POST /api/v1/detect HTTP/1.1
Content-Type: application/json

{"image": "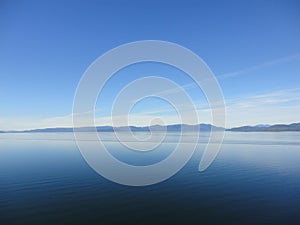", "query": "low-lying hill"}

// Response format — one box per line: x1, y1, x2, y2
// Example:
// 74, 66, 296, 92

0, 124, 224, 133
